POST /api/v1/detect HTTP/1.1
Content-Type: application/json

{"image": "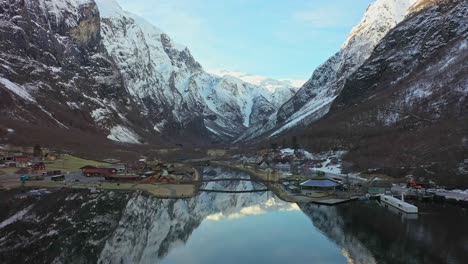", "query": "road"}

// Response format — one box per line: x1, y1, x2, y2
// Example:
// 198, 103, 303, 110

0, 171, 103, 183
